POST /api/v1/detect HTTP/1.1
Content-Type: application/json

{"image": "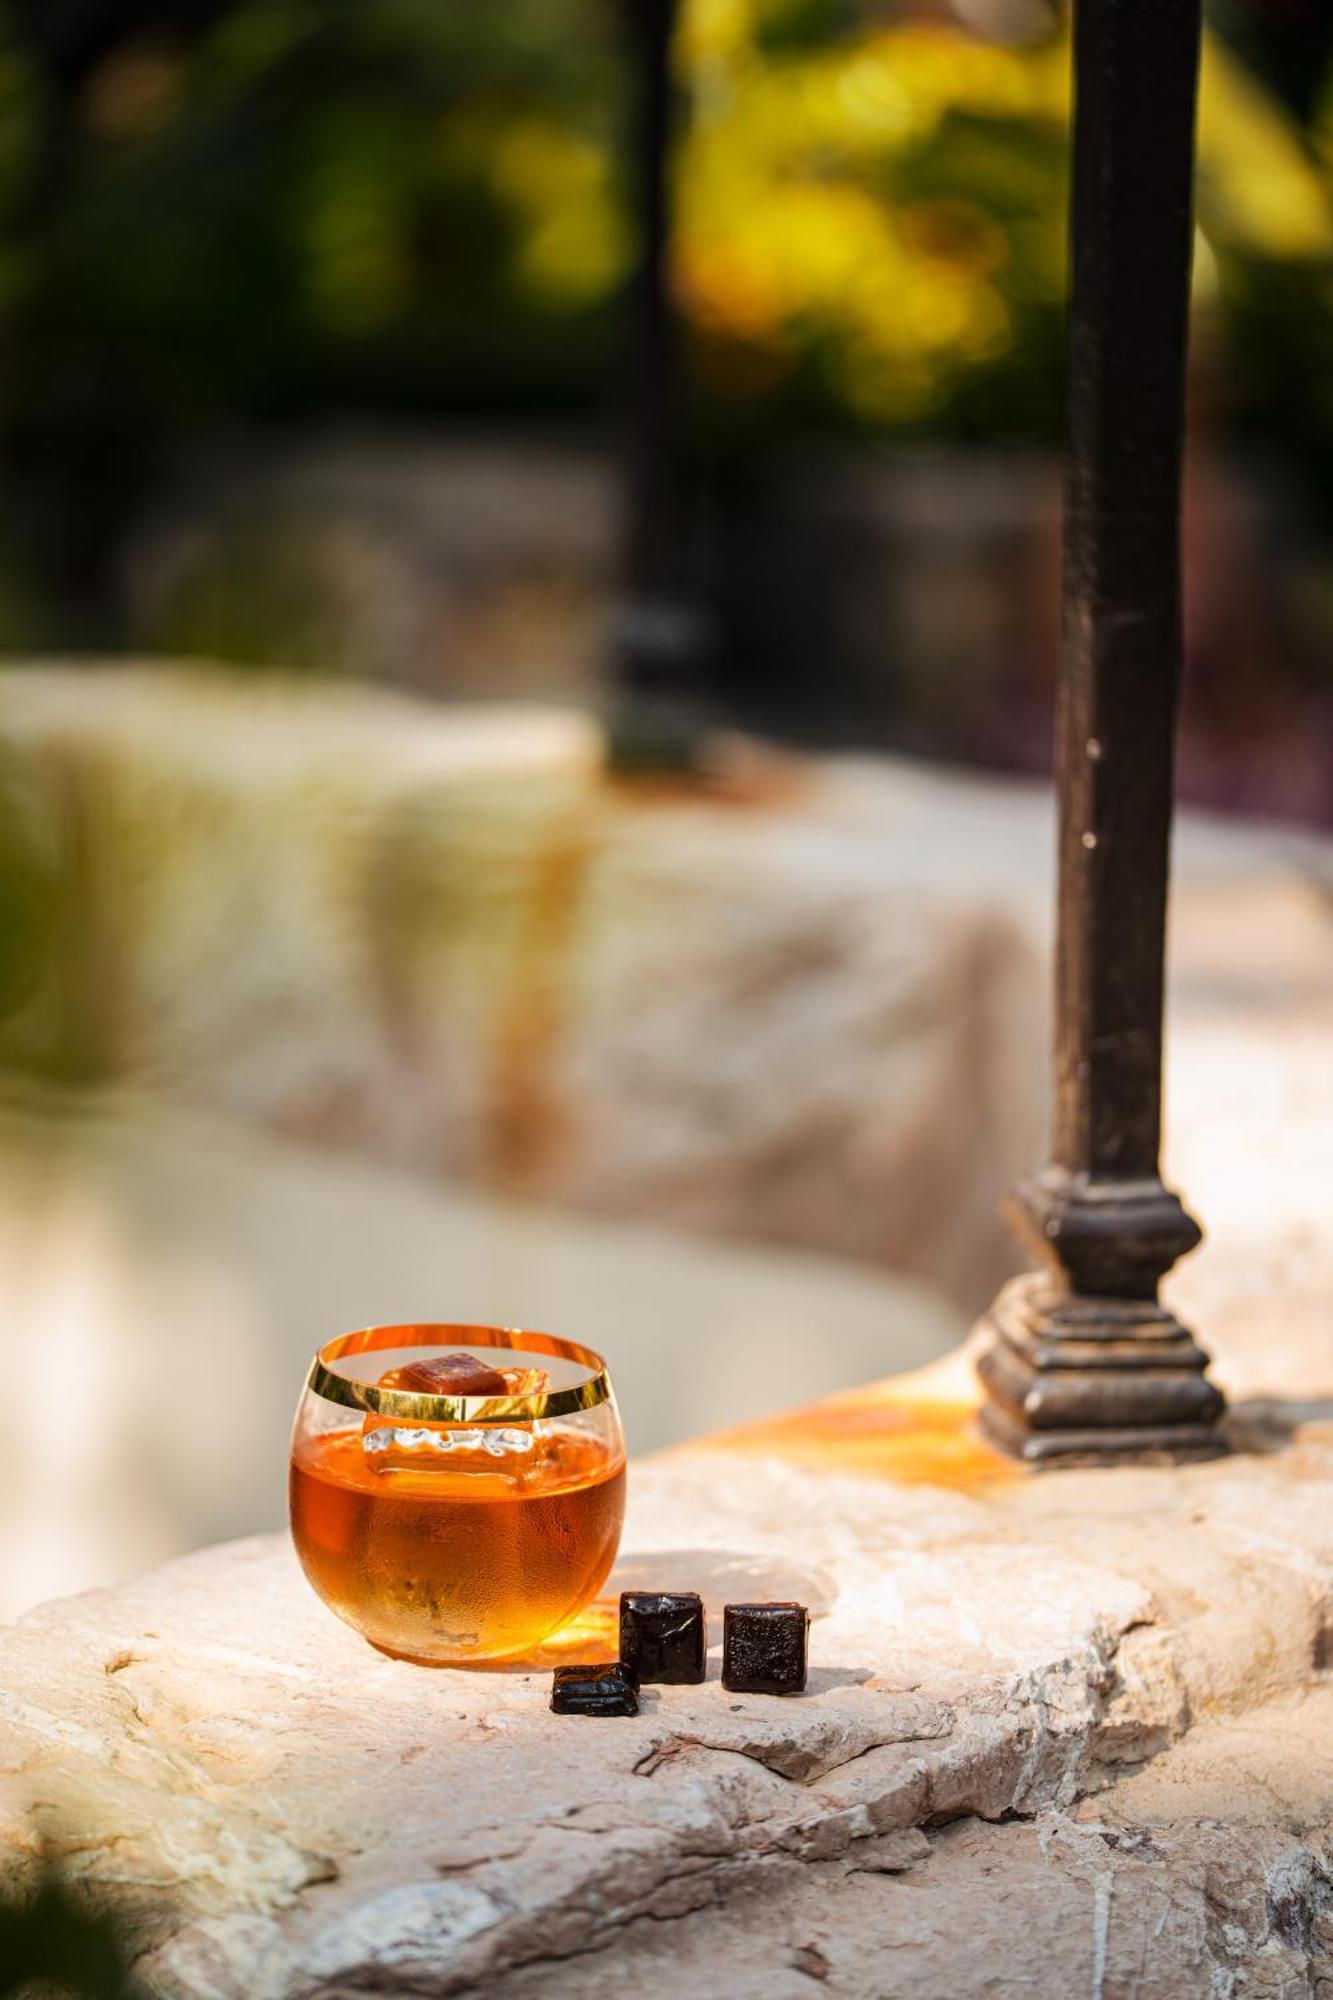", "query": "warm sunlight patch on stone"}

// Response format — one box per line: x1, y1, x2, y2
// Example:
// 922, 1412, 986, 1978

696, 1349, 1013, 1492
